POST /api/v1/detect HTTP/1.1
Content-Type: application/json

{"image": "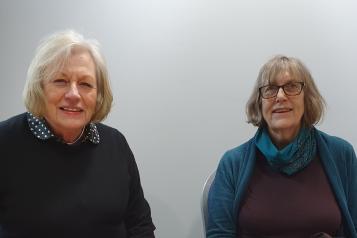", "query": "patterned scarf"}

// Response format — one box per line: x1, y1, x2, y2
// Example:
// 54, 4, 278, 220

255, 126, 317, 175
